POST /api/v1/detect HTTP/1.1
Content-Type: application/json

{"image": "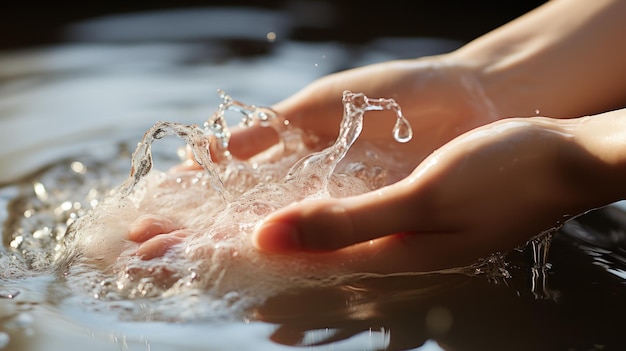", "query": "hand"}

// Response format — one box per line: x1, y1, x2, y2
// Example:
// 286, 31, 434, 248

253, 116, 621, 271
226, 55, 500, 164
